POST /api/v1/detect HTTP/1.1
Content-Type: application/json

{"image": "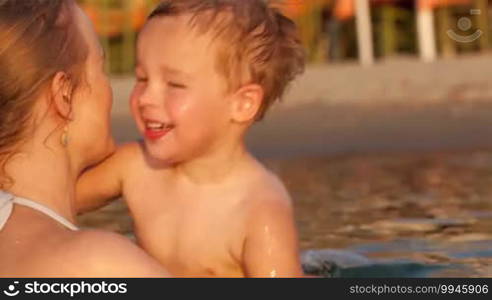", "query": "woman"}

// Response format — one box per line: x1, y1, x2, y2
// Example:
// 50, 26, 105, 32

0, 0, 168, 277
